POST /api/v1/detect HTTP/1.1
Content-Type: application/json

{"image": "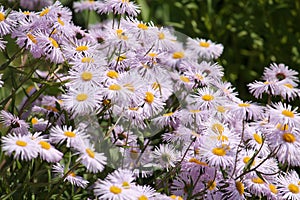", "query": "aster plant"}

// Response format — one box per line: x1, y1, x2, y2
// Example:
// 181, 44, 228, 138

0, 0, 300, 200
